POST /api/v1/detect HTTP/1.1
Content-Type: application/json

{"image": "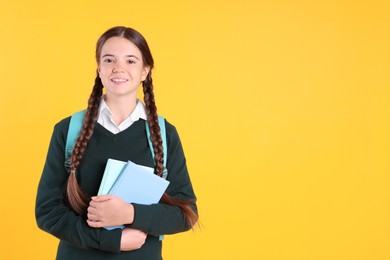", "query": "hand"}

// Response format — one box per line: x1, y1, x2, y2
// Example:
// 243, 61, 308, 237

87, 195, 134, 228
120, 228, 148, 251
